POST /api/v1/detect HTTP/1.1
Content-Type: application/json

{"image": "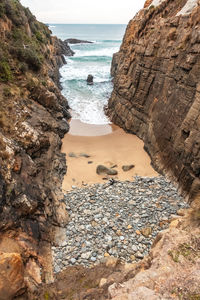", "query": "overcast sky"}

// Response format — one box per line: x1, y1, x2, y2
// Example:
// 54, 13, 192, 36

20, 0, 145, 24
